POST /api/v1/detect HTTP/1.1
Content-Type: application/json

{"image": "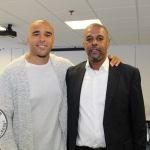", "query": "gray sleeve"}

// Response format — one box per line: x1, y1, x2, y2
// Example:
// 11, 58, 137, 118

0, 73, 18, 150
